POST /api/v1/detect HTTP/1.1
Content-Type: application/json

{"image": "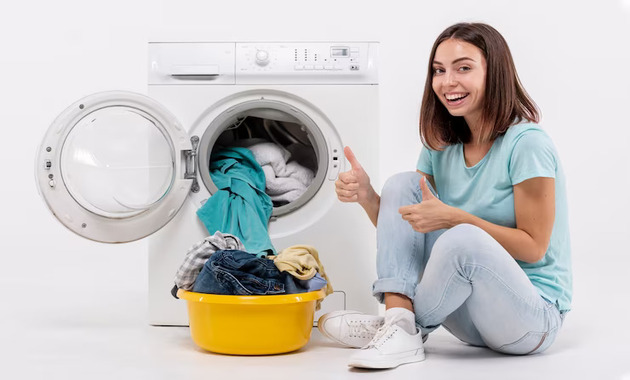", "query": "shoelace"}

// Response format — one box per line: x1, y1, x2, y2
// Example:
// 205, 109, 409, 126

362, 315, 406, 349
348, 320, 381, 338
